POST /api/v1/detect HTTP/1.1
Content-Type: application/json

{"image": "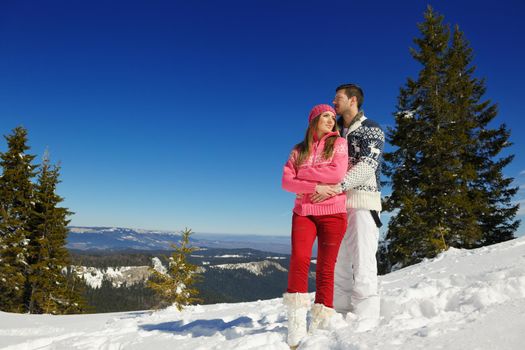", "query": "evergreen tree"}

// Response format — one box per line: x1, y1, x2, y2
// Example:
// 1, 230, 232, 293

383, 7, 453, 267
0, 126, 37, 312
147, 228, 202, 310
26, 152, 86, 314
446, 28, 520, 246
383, 6, 519, 269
